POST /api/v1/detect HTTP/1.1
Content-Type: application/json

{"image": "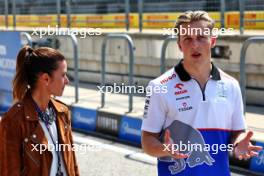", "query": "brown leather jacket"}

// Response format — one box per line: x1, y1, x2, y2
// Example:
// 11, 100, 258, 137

0, 94, 79, 176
